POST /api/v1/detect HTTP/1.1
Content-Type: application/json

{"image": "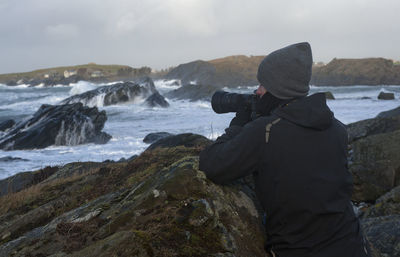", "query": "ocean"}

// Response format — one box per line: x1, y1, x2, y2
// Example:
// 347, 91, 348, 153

0, 81, 400, 179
